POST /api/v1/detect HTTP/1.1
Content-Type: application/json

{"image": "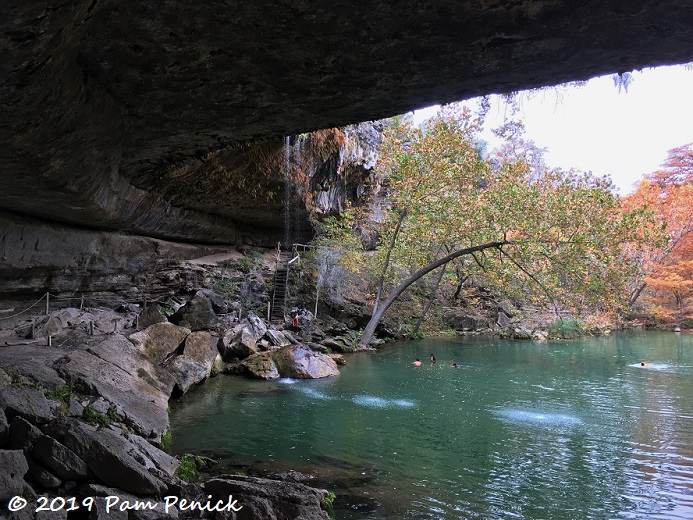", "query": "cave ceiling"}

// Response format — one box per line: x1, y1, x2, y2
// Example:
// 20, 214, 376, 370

1, 0, 692, 243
